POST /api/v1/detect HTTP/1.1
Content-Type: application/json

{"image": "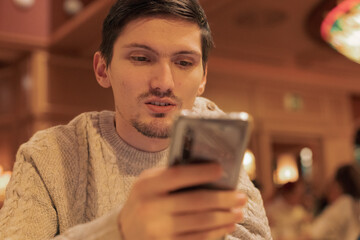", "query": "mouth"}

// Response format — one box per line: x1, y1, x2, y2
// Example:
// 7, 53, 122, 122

145, 99, 177, 113
147, 101, 174, 106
